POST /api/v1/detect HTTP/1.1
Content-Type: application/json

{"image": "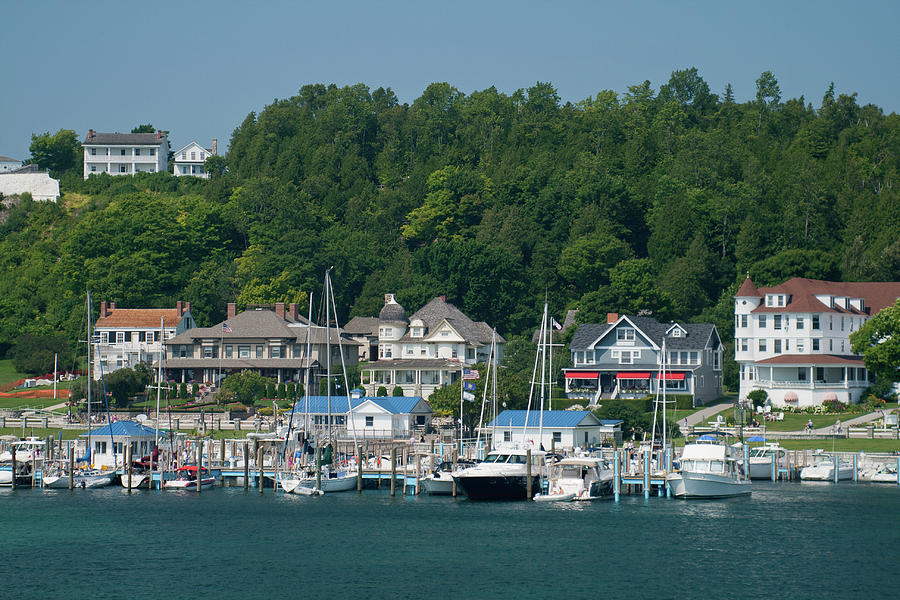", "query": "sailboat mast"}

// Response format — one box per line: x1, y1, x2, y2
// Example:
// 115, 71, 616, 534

155, 316, 164, 453
325, 269, 333, 446
86, 290, 92, 463
304, 292, 313, 440
662, 338, 667, 456
328, 277, 357, 447
538, 303, 548, 449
